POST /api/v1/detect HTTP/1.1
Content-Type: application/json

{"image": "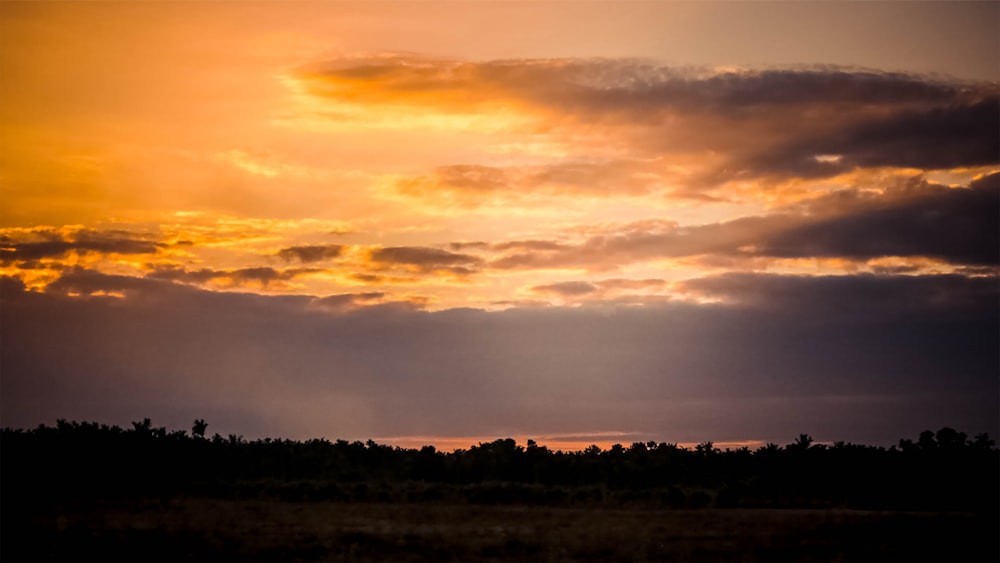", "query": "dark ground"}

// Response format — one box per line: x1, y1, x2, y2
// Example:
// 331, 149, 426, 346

4, 425, 997, 561
6, 497, 997, 561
